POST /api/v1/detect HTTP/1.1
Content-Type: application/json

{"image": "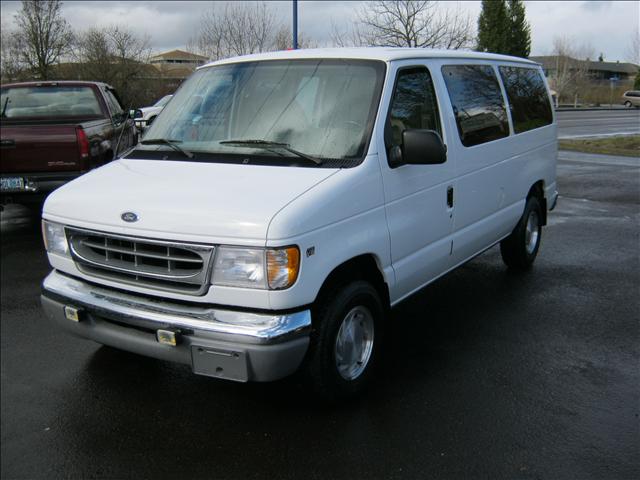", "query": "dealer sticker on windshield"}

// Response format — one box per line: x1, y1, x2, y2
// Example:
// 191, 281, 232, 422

0, 177, 25, 192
